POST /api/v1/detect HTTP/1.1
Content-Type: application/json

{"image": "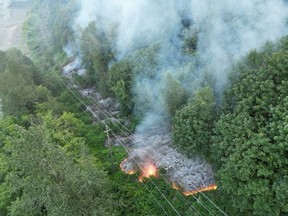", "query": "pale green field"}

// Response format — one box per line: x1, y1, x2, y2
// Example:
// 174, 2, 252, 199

0, 0, 28, 51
